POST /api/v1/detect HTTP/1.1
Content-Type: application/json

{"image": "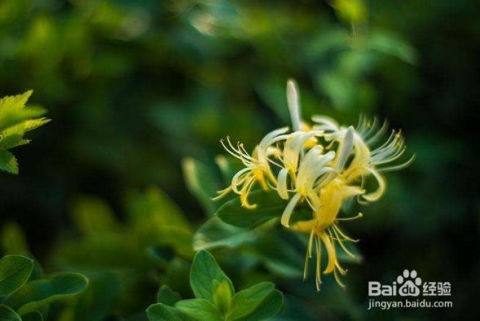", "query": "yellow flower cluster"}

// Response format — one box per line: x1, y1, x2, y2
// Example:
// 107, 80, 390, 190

216, 80, 414, 291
